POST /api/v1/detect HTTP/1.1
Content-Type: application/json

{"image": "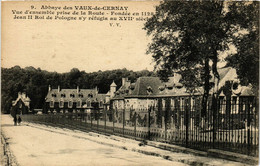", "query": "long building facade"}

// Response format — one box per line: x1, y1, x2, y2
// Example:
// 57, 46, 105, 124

107, 67, 256, 130
44, 85, 106, 114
